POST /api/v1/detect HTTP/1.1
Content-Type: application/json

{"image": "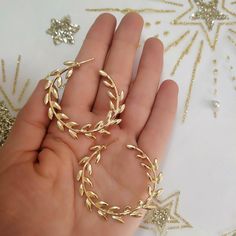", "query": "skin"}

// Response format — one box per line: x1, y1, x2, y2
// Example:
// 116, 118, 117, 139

0, 13, 178, 236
